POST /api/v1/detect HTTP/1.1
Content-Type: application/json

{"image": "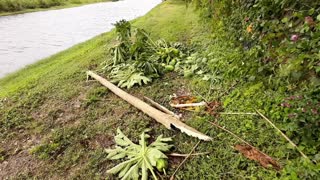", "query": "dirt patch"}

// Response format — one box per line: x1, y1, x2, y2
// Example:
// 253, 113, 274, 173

88, 134, 114, 149
0, 150, 42, 178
